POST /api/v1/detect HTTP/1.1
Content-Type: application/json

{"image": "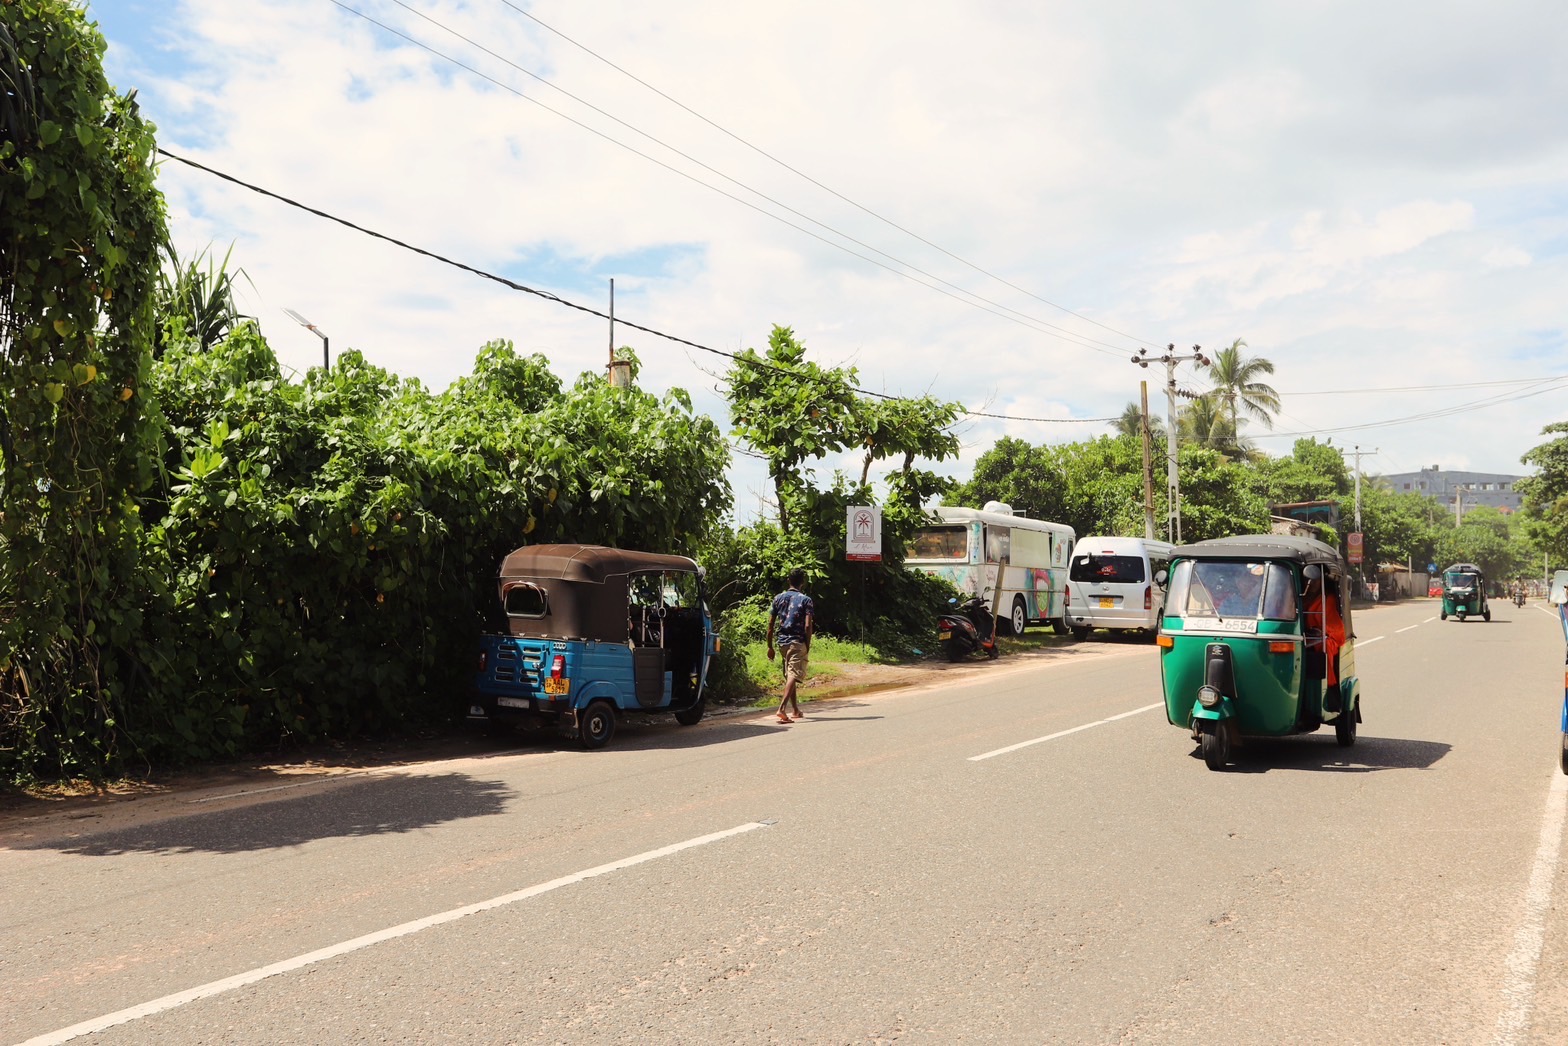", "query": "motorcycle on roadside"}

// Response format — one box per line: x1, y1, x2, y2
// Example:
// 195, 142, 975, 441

938, 594, 1000, 662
